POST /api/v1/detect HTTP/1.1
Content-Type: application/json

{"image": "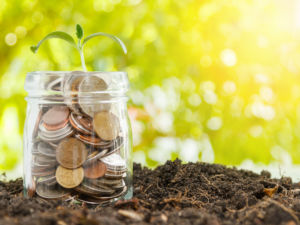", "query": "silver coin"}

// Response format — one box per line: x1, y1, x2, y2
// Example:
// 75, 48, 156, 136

37, 175, 57, 186
112, 179, 126, 190
101, 153, 126, 171
34, 155, 57, 166
75, 195, 112, 205
82, 181, 115, 195
38, 123, 74, 142
32, 168, 56, 176
84, 149, 108, 166
92, 186, 127, 200
75, 183, 115, 196
36, 183, 69, 199
87, 177, 123, 186
104, 172, 126, 180
37, 142, 56, 158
